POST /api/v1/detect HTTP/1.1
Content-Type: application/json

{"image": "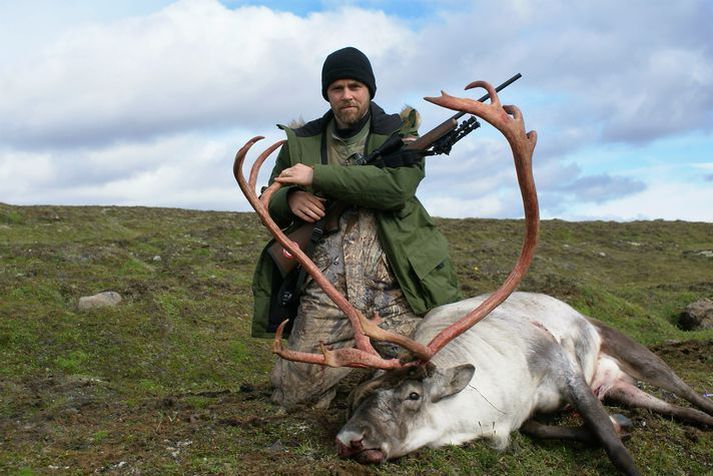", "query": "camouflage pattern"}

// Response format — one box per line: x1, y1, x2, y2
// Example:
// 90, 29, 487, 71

270, 208, 421, 410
